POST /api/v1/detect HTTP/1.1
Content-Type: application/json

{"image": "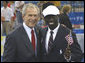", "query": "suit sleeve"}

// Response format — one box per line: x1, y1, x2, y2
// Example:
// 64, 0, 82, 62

70, 33, 83, 62
3, 34, 16, 62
